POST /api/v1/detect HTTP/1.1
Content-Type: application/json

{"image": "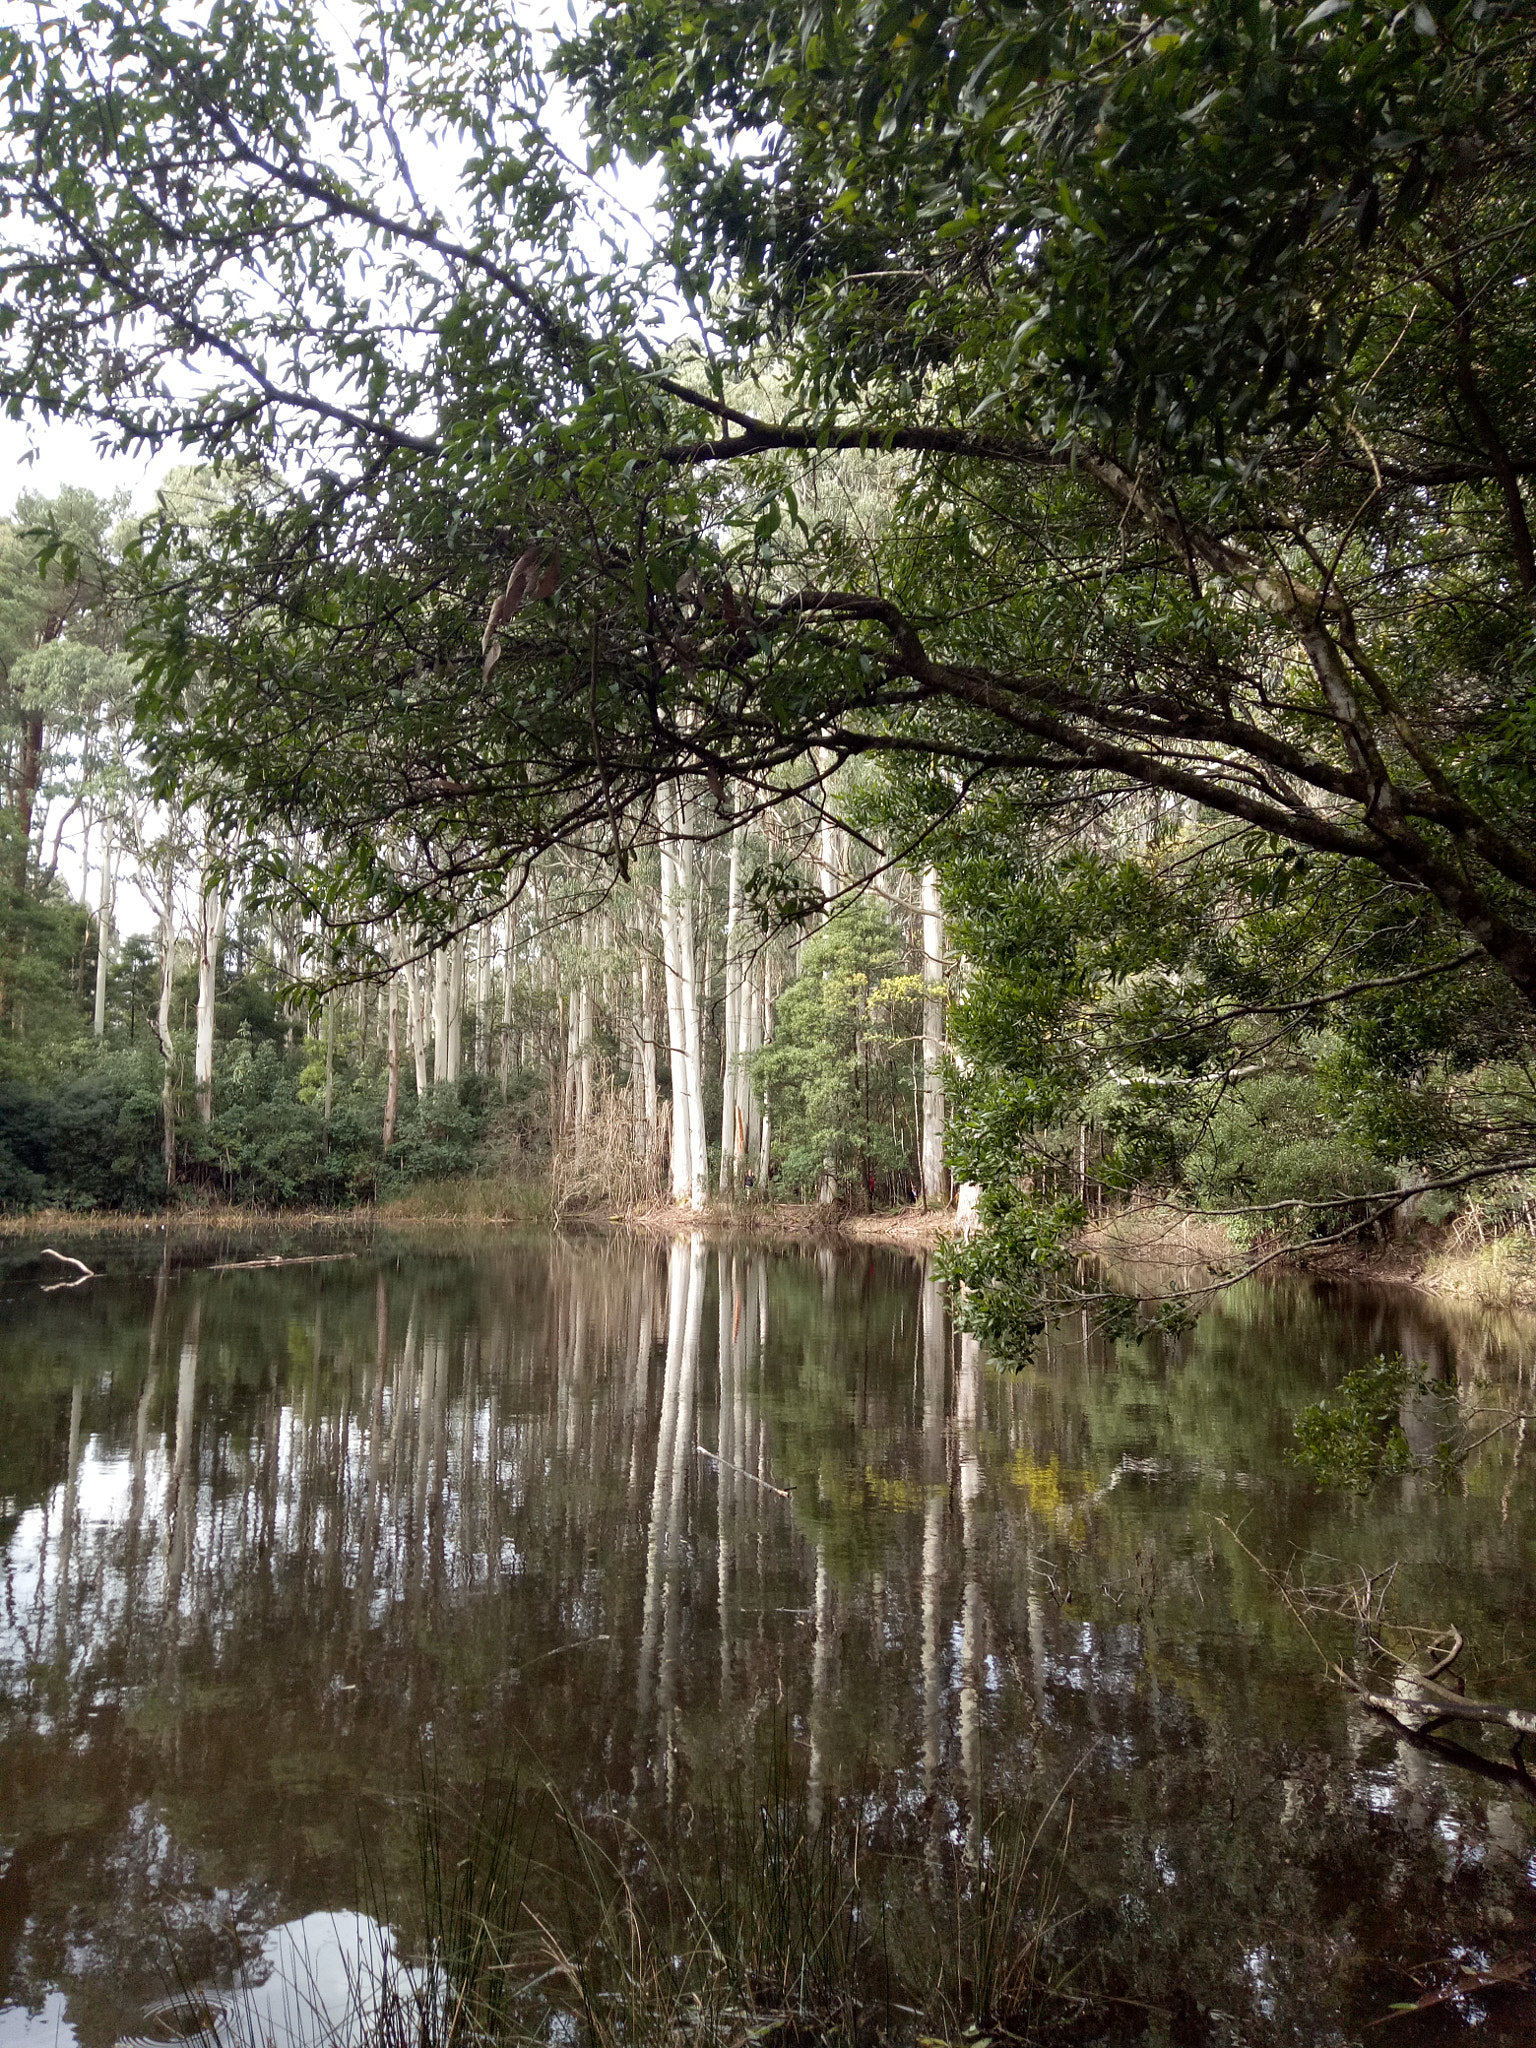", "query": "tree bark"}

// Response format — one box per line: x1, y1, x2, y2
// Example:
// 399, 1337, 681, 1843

383, 951, 400, 1151
475, 923, 492, 1075
500, 903, 516, 1100
718, 810, 743, 1194
432, 945, 449, 1085
446, 931, 464, 1083
920, 865, 947, 1208
155, 844, 177, 1188
408, 938, 429, 1100
92, 826, 114, 1038
194, 861, 227, 1123
640, 950, 659, 1170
